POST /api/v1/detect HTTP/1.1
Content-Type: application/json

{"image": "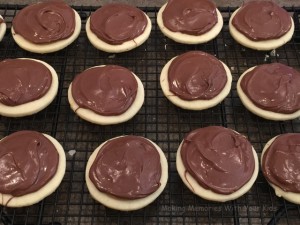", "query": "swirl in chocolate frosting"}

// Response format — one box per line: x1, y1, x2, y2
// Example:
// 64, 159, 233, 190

12, 1, 75, 44
0, 59, 52, 106
162, 0, 218, 35
90, 3, 147, 45
0, 131, 59, 196
71, 65, 138, 116
168, 51, 227, 100
181, 126, 255, 194
240, 63, 300, 114
89, 136, 161, 199
262, 133, 300, 193
232, 1, 291, 41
